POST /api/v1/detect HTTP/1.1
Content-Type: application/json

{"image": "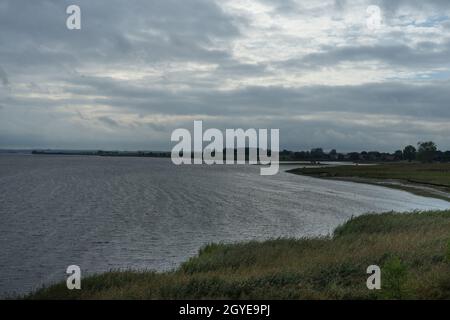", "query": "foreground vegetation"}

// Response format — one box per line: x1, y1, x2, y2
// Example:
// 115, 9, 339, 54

288, 163, 450, 200
26, 210, 450, 299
